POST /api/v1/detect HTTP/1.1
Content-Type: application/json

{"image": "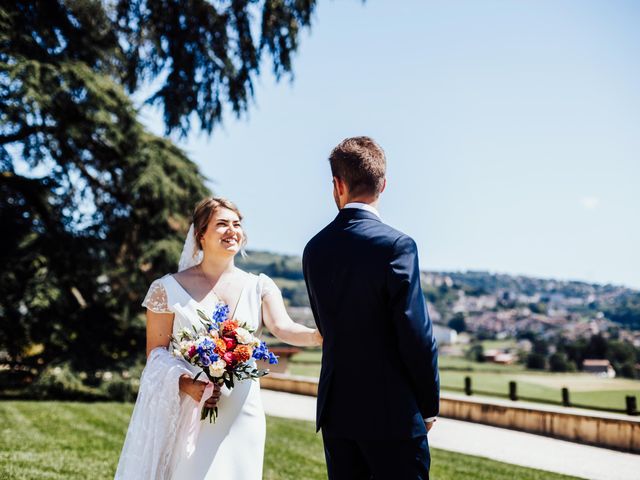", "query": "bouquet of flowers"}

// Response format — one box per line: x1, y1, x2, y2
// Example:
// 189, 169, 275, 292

170, 302, 278, 422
